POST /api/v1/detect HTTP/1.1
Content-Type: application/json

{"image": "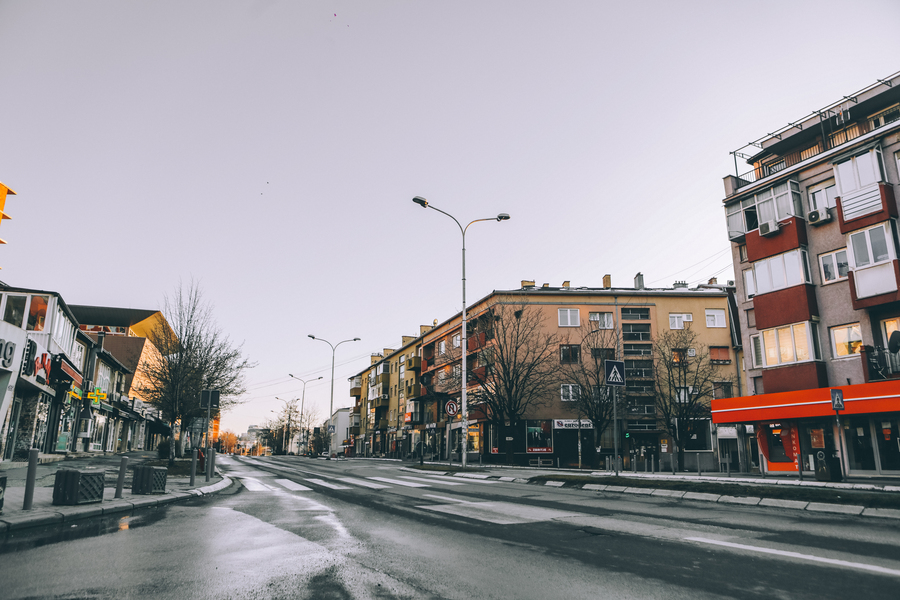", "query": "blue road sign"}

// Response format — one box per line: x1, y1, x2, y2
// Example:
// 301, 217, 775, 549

605, 360, 625, 387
